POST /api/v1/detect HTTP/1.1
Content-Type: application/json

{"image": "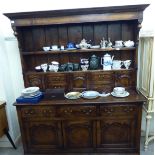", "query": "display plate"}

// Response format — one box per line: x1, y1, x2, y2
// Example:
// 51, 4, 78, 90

64, 92, 81, 99
81, 91, 99, 99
